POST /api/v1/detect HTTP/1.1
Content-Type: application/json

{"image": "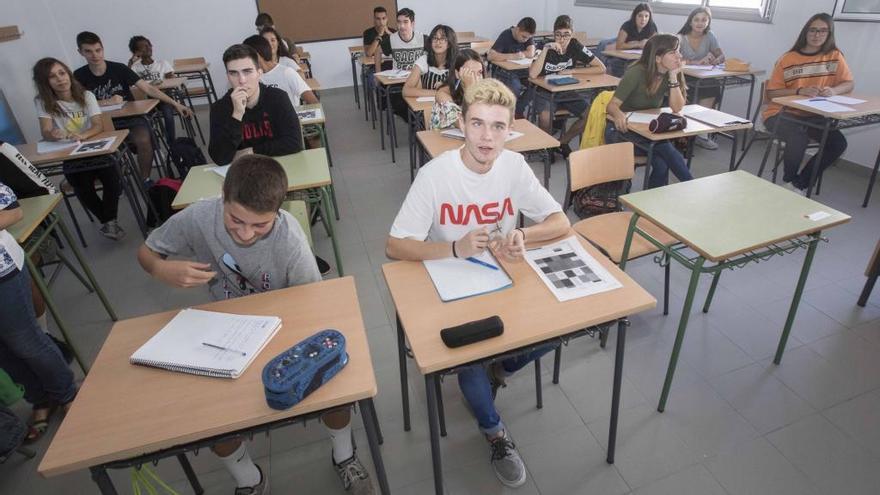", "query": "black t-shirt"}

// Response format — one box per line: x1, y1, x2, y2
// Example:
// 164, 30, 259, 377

74, 61, 140, 101
491, 27, 534, 54
619, 20, 657, 43
539, 39, 595, 76
363, 26, 396, 48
